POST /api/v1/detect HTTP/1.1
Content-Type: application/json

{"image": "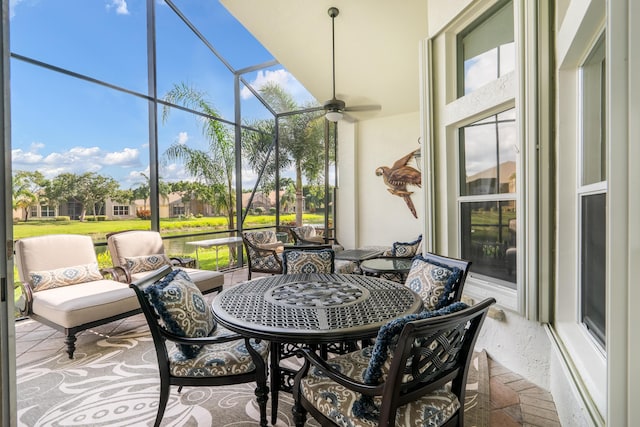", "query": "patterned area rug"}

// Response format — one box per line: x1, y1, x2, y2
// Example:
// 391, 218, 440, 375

16, 327, 489, 426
